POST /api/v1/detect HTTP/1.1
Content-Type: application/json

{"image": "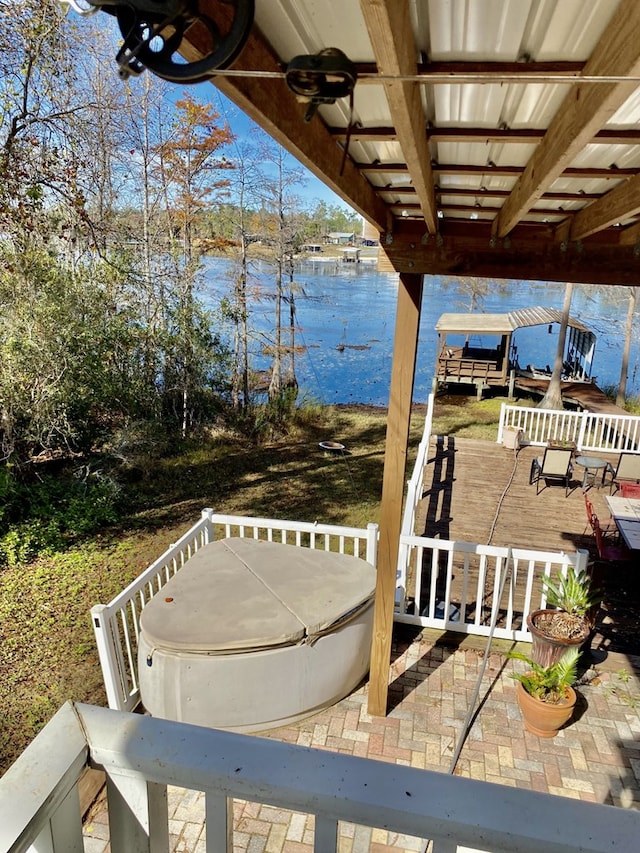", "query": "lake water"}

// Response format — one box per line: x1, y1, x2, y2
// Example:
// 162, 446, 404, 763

203, 257, 639, 406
